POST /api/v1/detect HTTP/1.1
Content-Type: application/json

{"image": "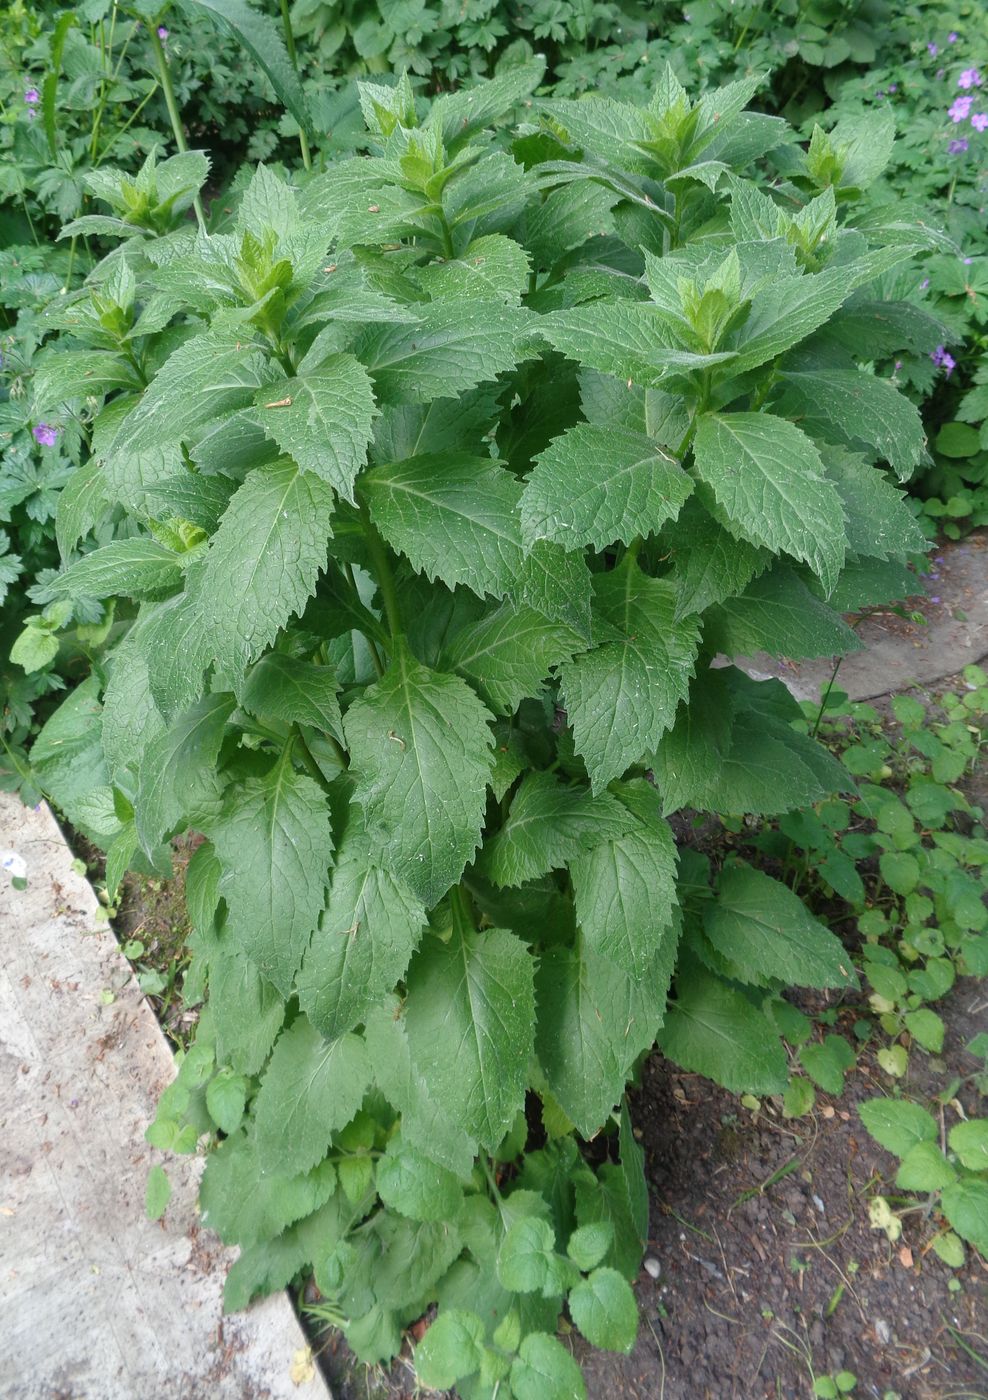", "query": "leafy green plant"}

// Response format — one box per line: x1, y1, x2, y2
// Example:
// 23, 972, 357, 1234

808, 23, 988, 534
719, 668, 986, 1122
859, 1039, 988, 1264
24, 67, 945, 1389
